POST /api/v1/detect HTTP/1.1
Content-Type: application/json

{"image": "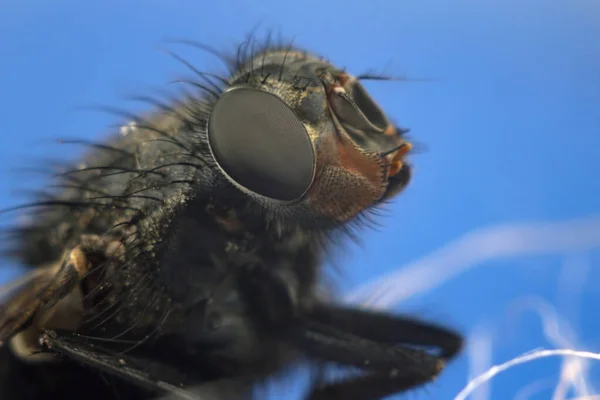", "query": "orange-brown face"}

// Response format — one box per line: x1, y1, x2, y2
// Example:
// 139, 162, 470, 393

207, 49, 412, 226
